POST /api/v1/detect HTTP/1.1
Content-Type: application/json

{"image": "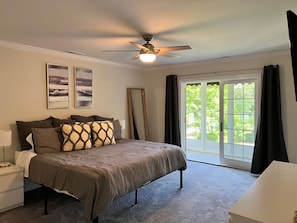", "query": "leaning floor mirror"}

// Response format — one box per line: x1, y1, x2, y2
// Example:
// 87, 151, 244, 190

127, 88, 149, 140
